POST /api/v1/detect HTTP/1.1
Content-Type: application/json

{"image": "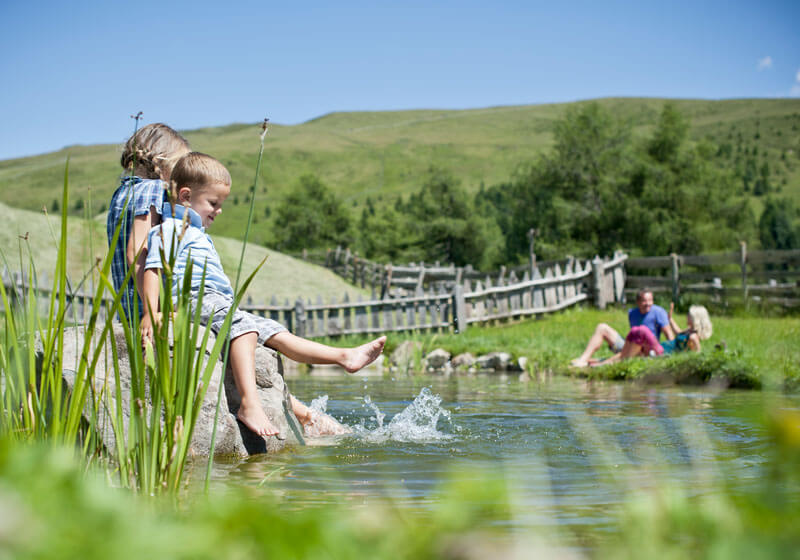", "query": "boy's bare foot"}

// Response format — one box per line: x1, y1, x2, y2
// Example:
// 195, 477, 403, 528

342, 335, 387, 373
237, 398, 279, 438
569, 358, 588, 368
